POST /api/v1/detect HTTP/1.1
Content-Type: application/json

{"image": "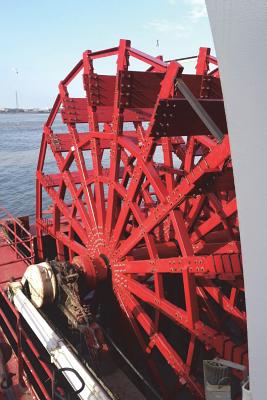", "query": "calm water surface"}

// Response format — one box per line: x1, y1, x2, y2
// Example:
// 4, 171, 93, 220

0, 113, 165, 218
0, 113, 64, 216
